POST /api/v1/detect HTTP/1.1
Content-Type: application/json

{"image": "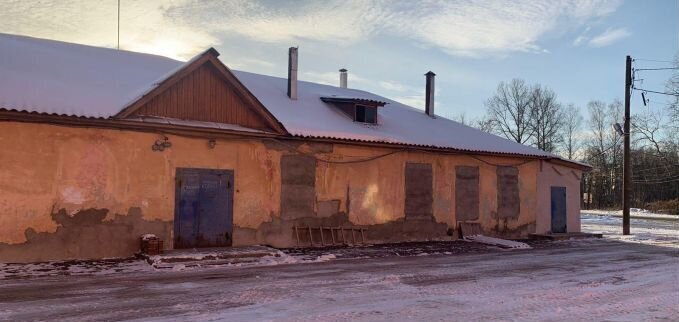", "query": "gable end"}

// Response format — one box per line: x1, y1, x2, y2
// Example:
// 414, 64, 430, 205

116, 49, 286, 134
